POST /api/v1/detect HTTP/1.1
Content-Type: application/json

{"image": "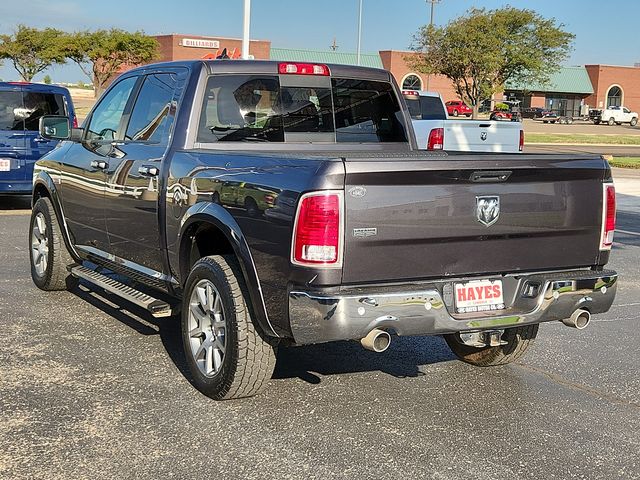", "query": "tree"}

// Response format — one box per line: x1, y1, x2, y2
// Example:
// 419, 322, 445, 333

411, 7, 574, 118
64, 29, 159, 97
43, 74, 52, 84
0, 25, 66, 82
